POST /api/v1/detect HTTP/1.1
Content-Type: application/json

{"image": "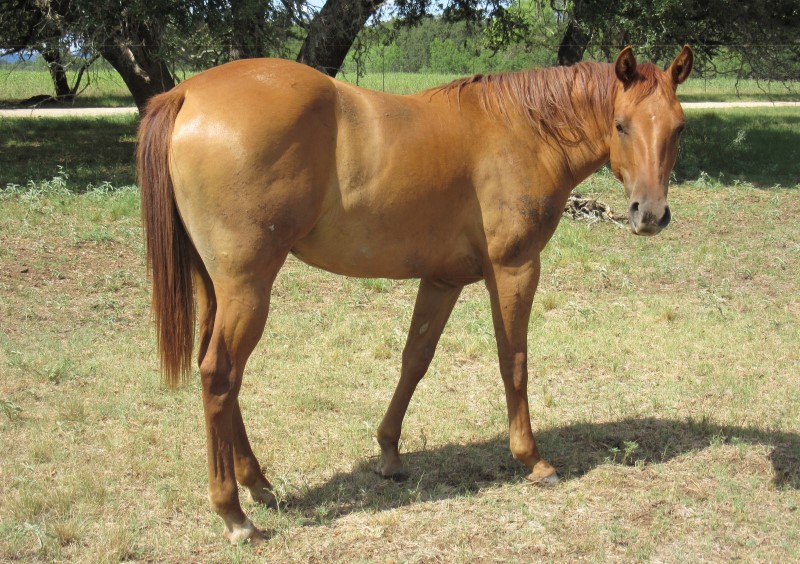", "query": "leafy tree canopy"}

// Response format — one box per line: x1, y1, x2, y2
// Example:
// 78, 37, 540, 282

1, 0, 796, 108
